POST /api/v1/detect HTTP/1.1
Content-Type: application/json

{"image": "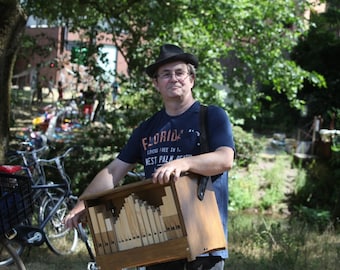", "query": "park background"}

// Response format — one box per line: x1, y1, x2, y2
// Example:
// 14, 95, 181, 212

1, 0, 339, 269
